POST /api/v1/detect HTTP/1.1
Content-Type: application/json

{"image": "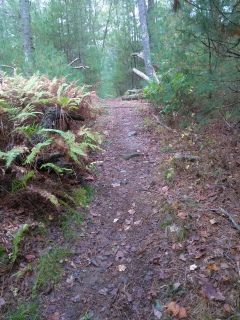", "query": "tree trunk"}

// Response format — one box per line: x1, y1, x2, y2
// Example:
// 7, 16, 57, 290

19, 0, 35, 75
137, 0, 155, 80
